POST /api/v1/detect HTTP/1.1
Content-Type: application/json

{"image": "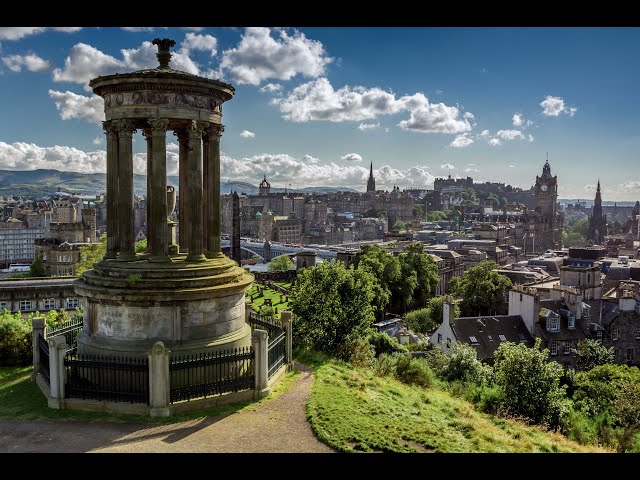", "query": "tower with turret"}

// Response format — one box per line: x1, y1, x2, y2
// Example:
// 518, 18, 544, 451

366, 162, 376, 193
588, 181, 607, 244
